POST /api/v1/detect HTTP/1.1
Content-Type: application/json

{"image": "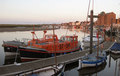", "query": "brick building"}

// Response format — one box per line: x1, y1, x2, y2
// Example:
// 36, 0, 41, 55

116, 18, 120, 24
95, 12, 116, 26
